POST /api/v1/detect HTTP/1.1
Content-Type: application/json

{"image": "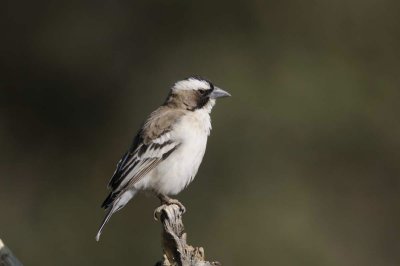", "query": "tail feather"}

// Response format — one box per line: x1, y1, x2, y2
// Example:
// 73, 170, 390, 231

96, 189, 137, 241
101, 192, 117, 209
96, 203, 119, 241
